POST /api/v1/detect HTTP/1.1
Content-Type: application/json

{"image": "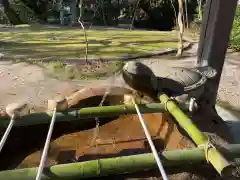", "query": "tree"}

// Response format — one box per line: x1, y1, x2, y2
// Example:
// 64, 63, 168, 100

176, 0, 184, 57
20, 0, 48, 21
197, 0, 202, 20
0, 0, 22, 24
